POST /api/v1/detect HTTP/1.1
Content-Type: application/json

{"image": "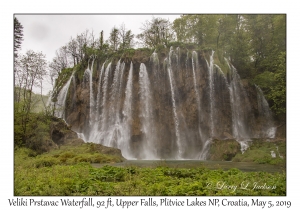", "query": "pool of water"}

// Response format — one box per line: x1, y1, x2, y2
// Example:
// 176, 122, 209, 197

92, 160, 286, 173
